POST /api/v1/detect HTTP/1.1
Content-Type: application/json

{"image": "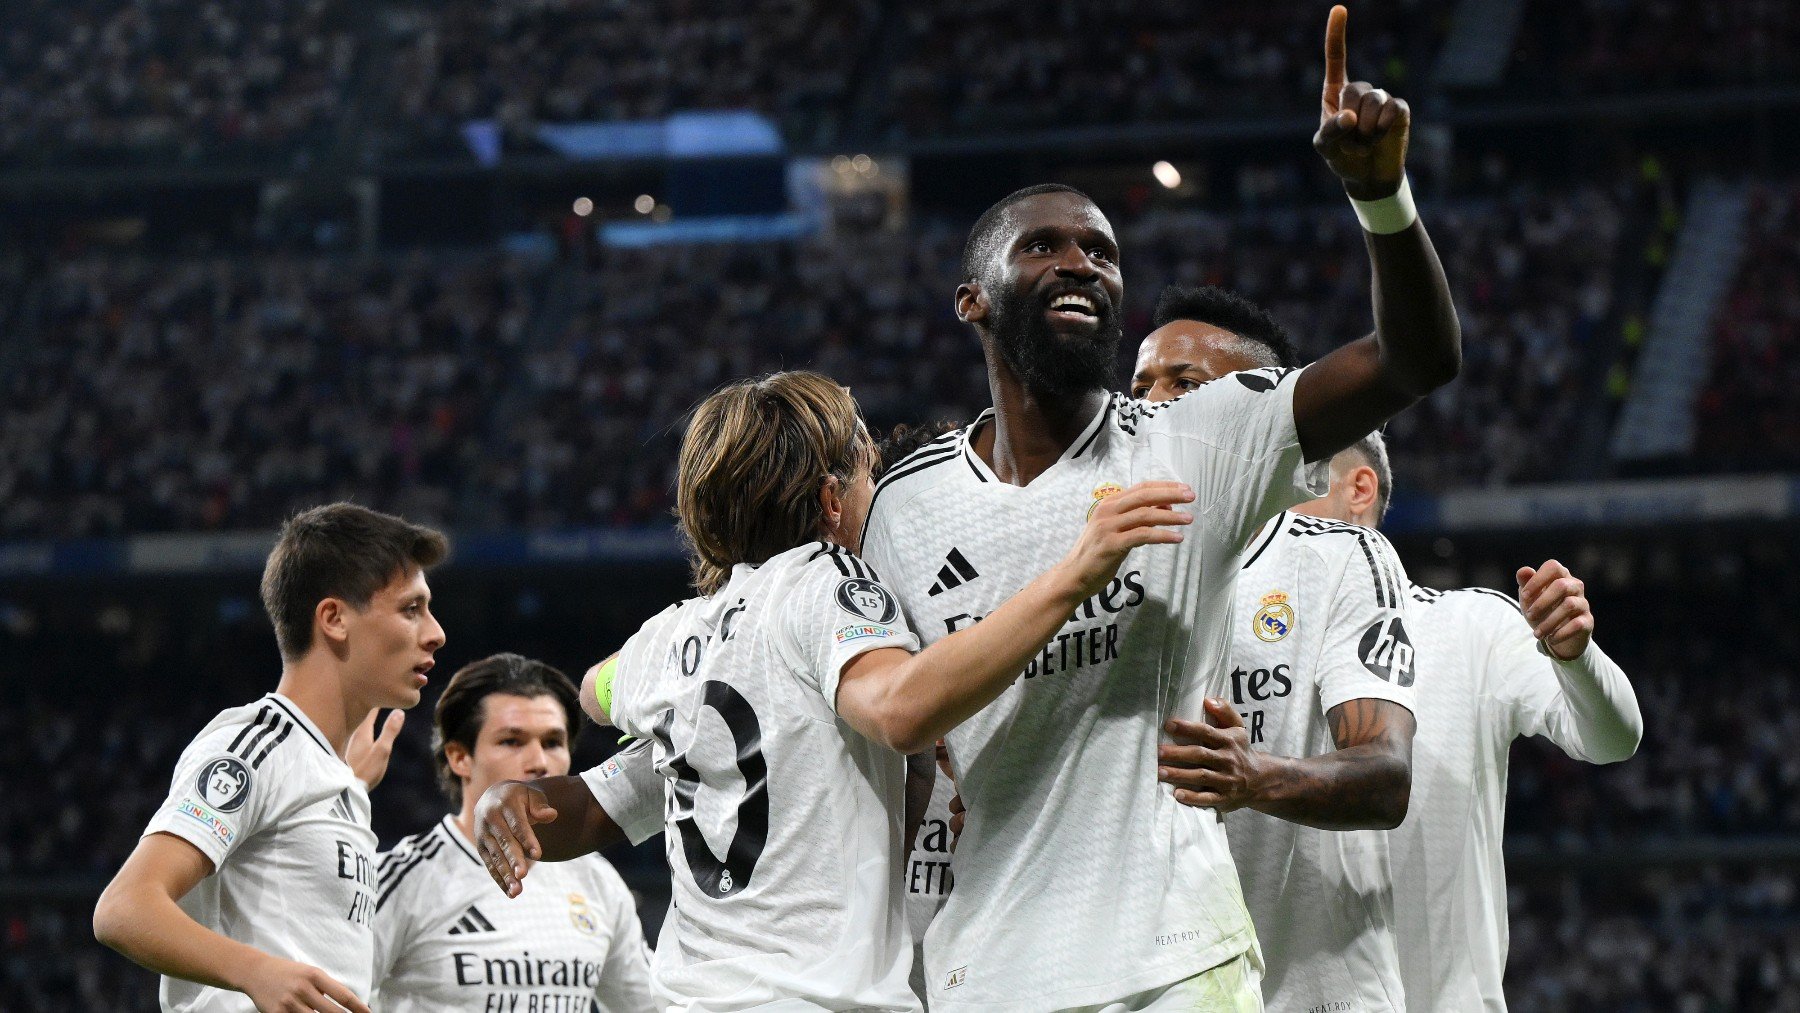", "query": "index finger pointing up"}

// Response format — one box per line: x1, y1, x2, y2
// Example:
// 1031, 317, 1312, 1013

1323, 5, 1348, 113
